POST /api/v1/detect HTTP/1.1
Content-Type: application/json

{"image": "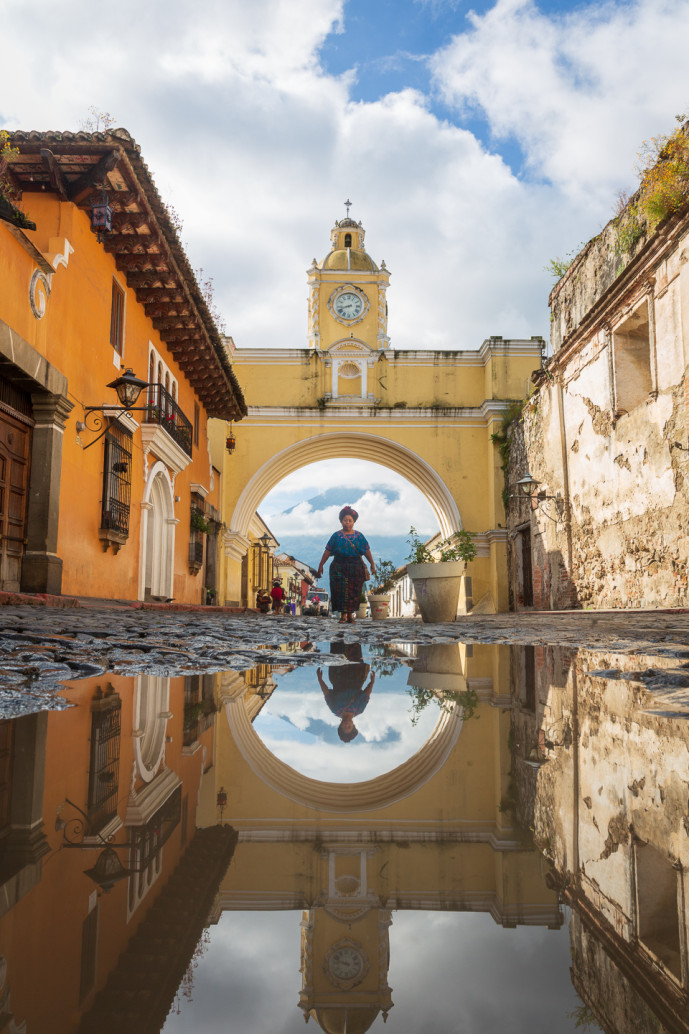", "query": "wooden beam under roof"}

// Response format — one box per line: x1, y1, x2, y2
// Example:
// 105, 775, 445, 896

114, 253, 168, 271
39, 149, 69, 200
68, 149, 121, 205
111, 211, 149, 231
